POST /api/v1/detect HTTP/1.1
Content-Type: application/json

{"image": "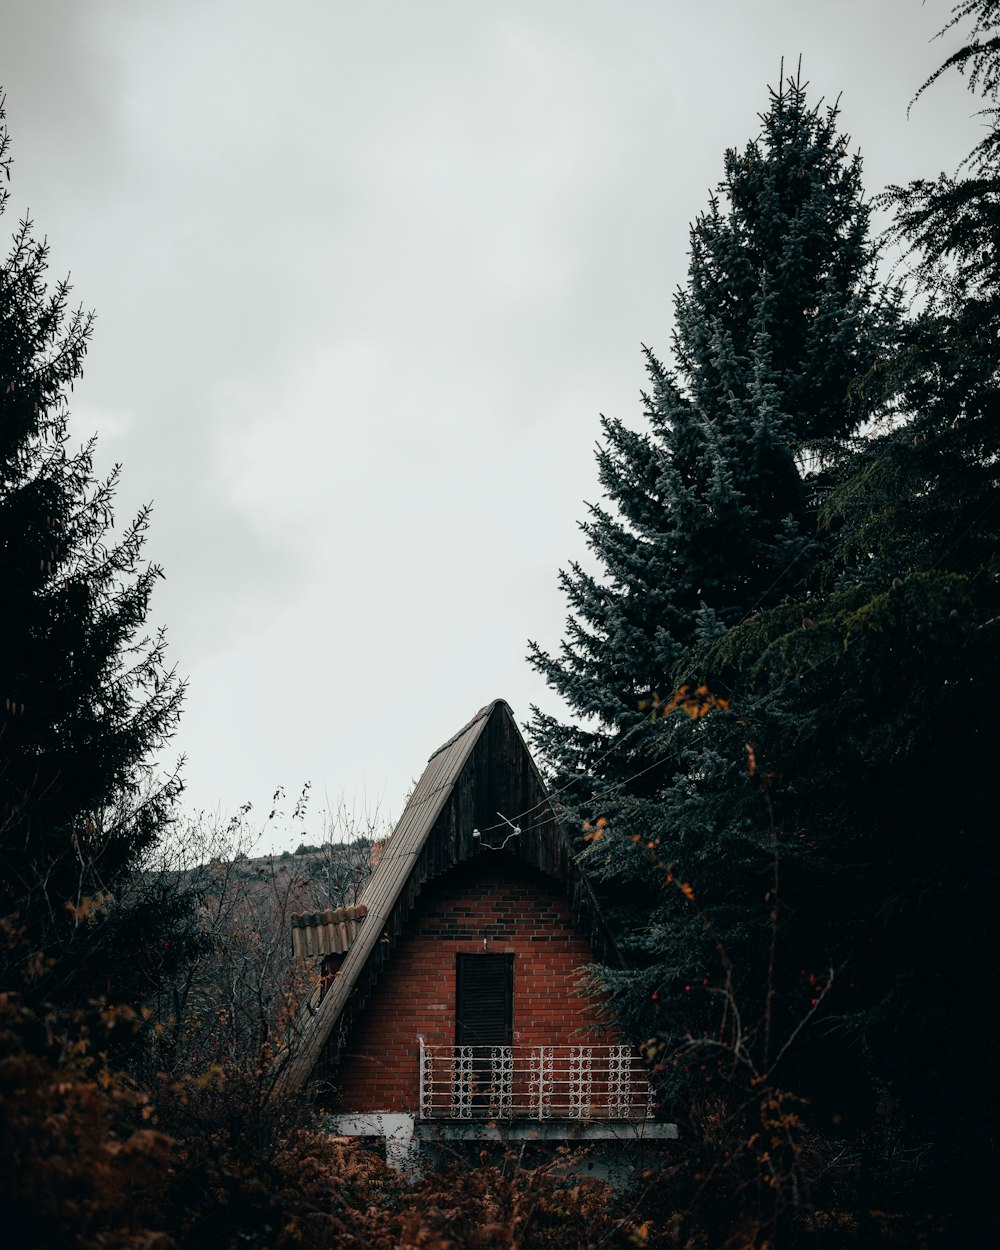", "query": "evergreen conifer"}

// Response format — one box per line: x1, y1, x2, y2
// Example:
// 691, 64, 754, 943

525, 67, 914, 1167
0, 97, 187, 1003
690, 3, 1000, 1225
527, 70, 892, 823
